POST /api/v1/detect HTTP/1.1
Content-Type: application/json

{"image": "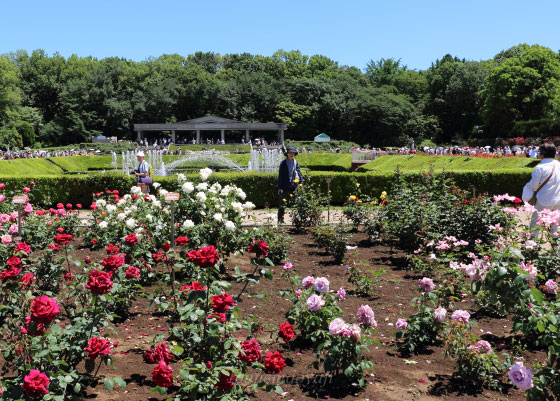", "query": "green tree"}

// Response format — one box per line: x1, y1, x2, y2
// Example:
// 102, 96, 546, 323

481, 44, 560, 137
